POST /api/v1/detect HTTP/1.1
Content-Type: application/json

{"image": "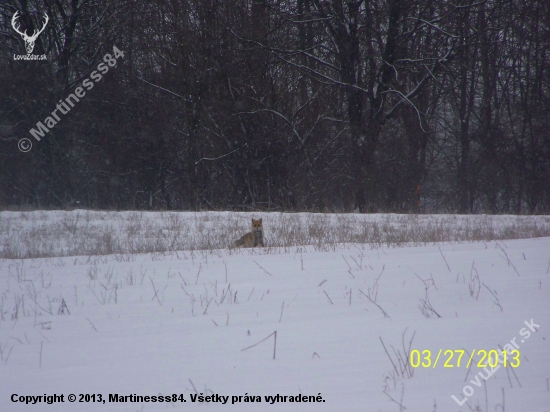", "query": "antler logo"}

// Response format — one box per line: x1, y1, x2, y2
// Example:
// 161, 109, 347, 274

12, 11, 49, 55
